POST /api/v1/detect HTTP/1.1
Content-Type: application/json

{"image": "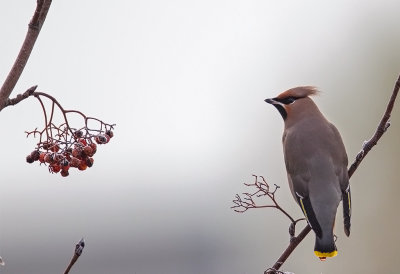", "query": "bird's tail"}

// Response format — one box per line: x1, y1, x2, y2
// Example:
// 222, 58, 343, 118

314, 231, 337, 260
342, 185, 351, 237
